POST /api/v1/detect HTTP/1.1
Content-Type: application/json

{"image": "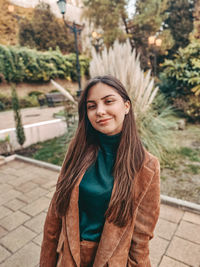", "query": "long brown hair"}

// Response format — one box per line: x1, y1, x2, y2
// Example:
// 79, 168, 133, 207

55, 75, 145, 227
